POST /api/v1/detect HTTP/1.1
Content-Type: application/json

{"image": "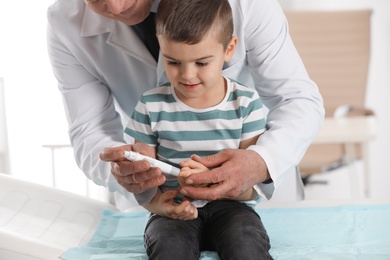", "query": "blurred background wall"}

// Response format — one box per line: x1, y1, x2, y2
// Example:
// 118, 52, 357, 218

278, 0, 390, 199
